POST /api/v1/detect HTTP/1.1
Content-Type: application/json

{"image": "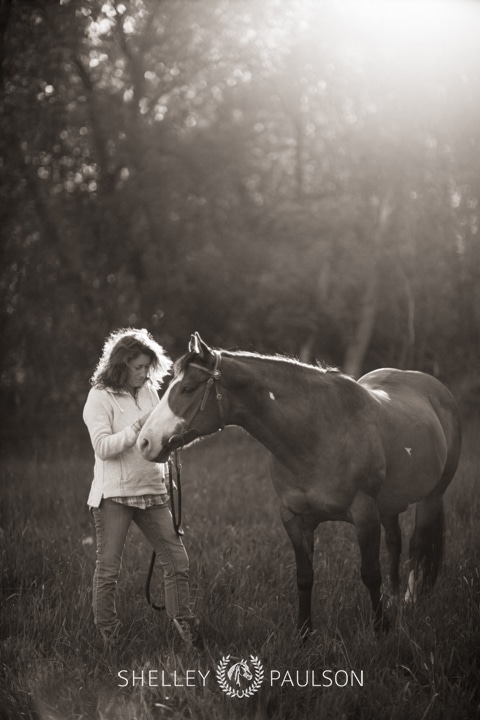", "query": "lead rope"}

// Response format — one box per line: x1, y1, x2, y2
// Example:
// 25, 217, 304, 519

169, 449, 184, 537
145, 450, 184, 612
145, 352, 224, 611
